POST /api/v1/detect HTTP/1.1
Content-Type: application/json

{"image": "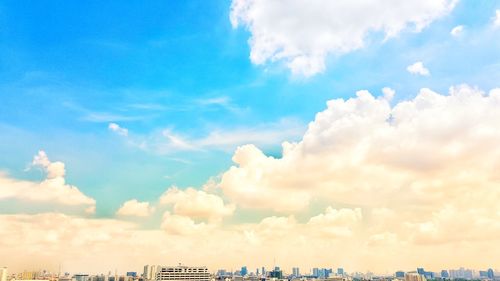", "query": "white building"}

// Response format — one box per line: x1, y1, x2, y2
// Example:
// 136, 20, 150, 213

144, 265, 161, 280
1, 267, 7, 281
156, 266, 210, 281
